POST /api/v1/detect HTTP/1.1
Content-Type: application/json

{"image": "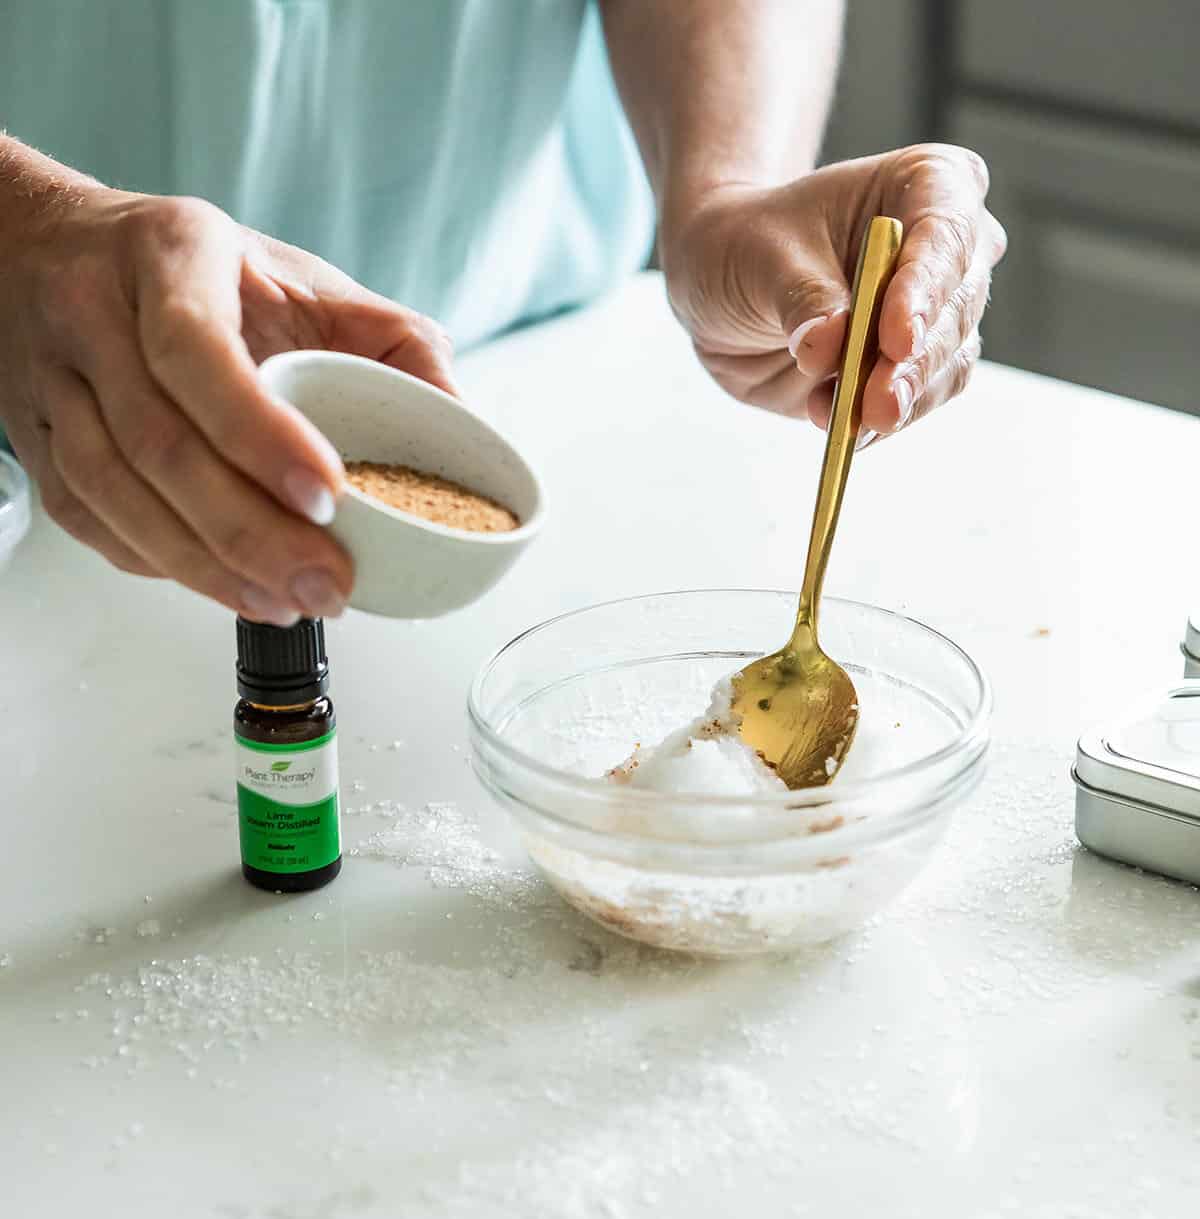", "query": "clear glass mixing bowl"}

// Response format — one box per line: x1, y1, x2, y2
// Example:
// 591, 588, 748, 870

468, 590, 990, 956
